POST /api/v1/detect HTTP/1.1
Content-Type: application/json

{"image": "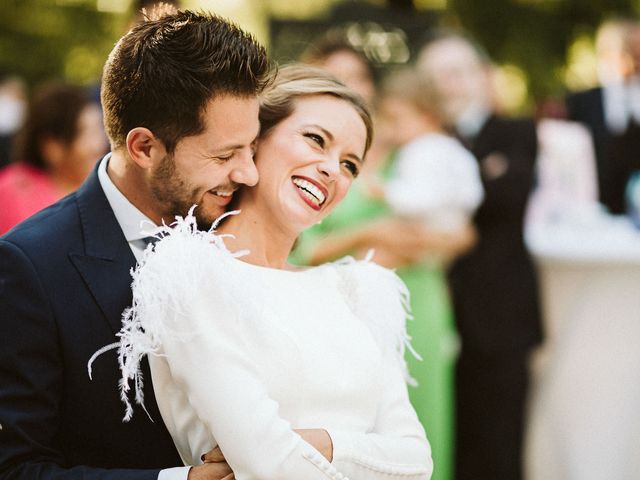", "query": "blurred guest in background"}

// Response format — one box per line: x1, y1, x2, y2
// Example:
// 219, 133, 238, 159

566, 17, 640, 214
379, 67, 483, 236
301, 35, 376, 106
0, 72, 27, 169
374, 65, 483, 480
417, 32, 542, 480
0, 83, 107, 234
